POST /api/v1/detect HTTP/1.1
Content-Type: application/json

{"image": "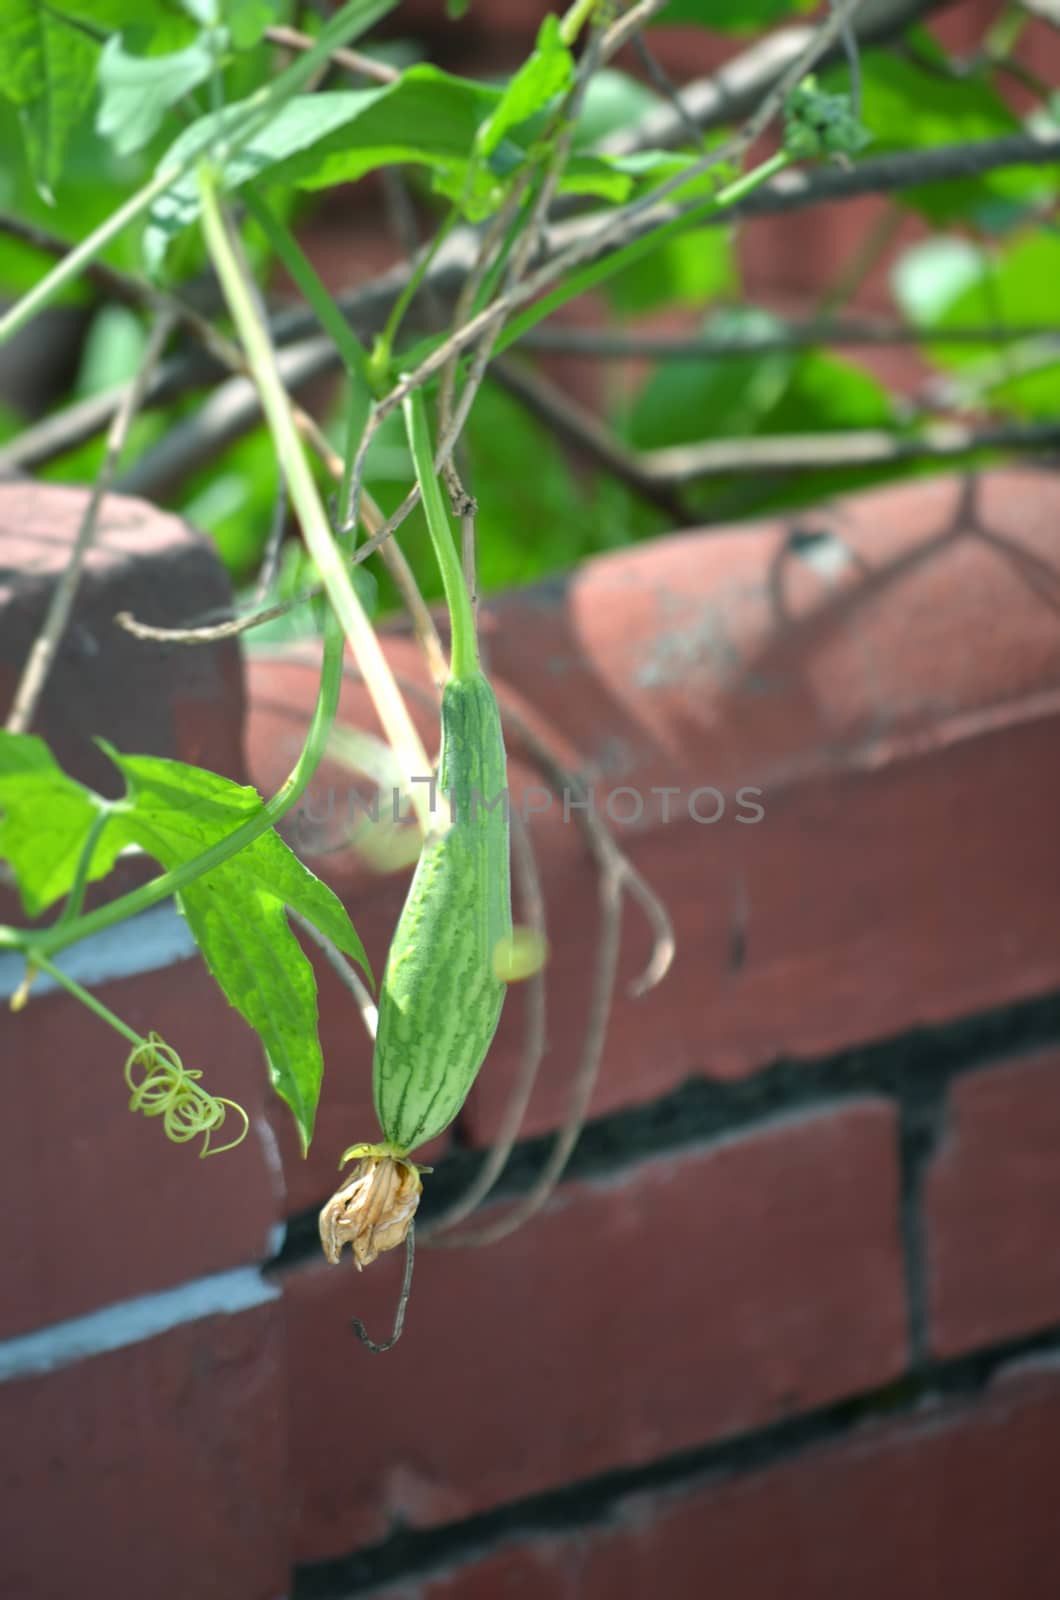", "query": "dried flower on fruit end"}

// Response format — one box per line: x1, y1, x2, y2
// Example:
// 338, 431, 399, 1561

319, 1149, 423, 1270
